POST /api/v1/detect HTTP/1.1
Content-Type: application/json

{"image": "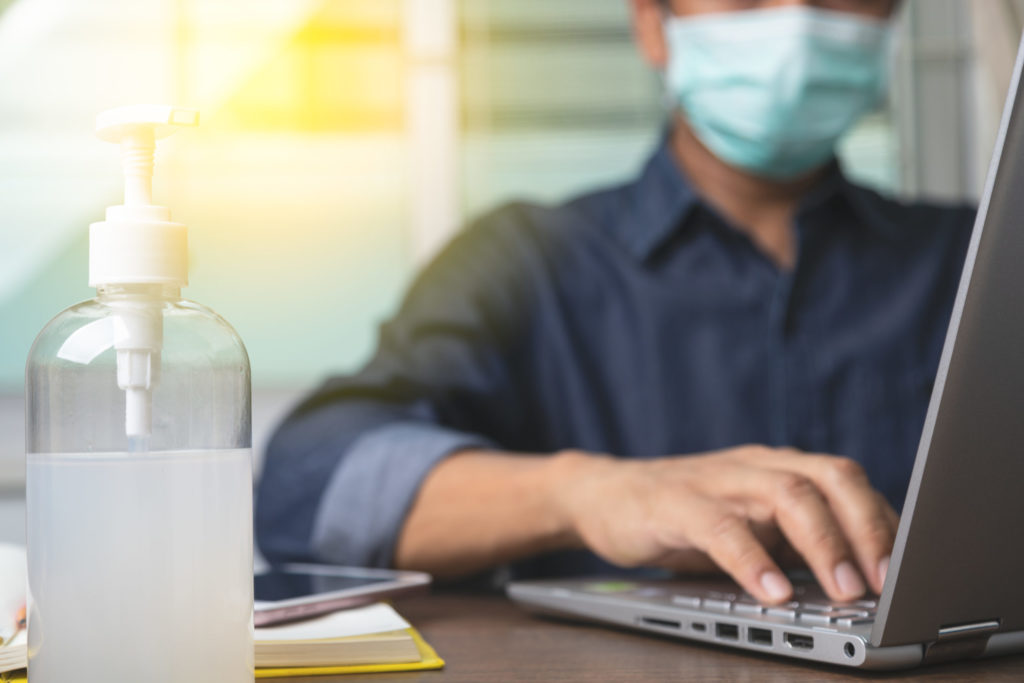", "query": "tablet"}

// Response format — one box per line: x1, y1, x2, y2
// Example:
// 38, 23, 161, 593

254, 563, 431, 626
